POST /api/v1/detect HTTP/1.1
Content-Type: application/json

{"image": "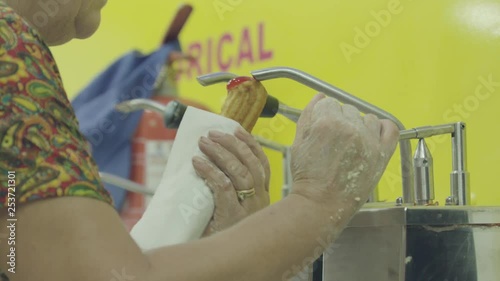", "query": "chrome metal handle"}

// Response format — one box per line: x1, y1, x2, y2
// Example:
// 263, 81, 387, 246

99, 172, 155, 196
196, 72, 237, 86
115, 99, 166, 114
249, 67, 414, 204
